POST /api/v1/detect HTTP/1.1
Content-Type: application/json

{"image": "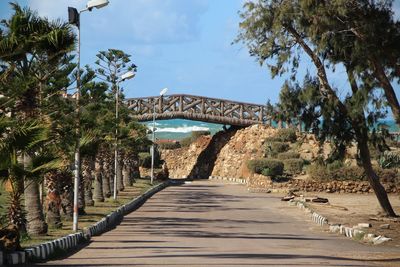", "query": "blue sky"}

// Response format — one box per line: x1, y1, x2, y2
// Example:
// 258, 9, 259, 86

1, 0, 399, 107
